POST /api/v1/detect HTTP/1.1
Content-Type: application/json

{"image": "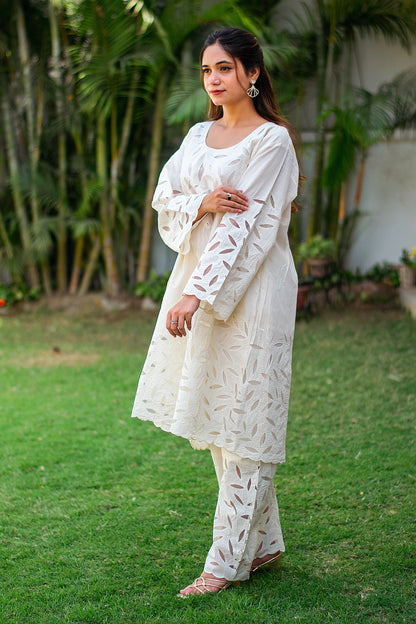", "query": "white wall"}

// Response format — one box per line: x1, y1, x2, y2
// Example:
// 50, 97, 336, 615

353, 36, 415, 90
346, 135, 416, 271
346, 38, 416, 270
